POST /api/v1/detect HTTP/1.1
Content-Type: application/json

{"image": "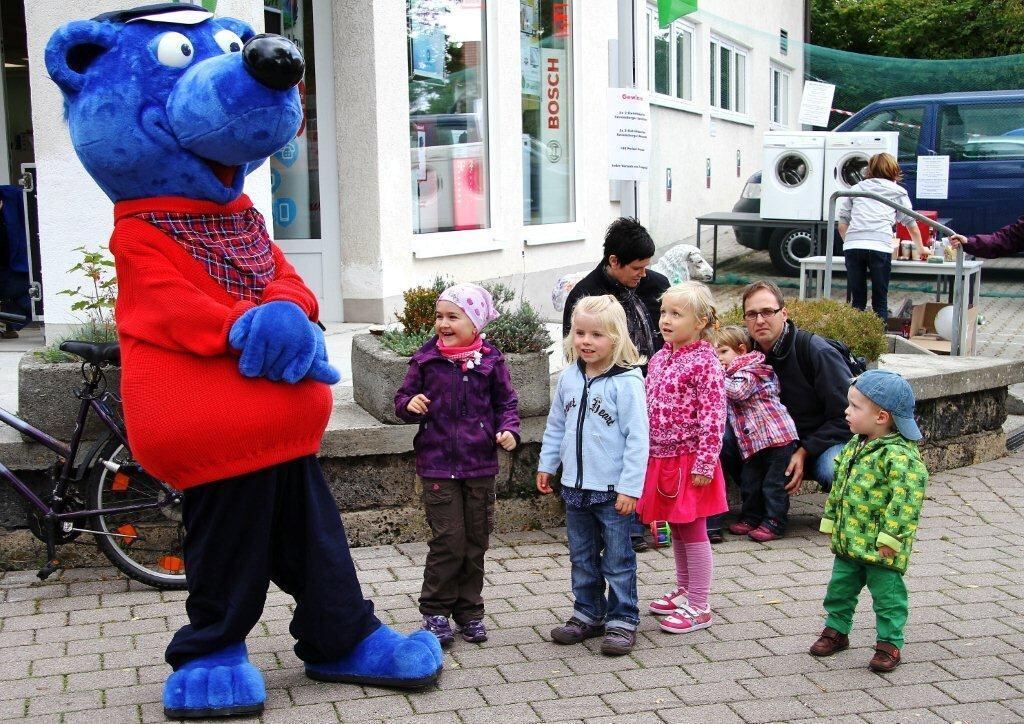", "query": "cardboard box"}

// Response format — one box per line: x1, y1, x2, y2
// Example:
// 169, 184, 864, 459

907, 302, 977, 355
